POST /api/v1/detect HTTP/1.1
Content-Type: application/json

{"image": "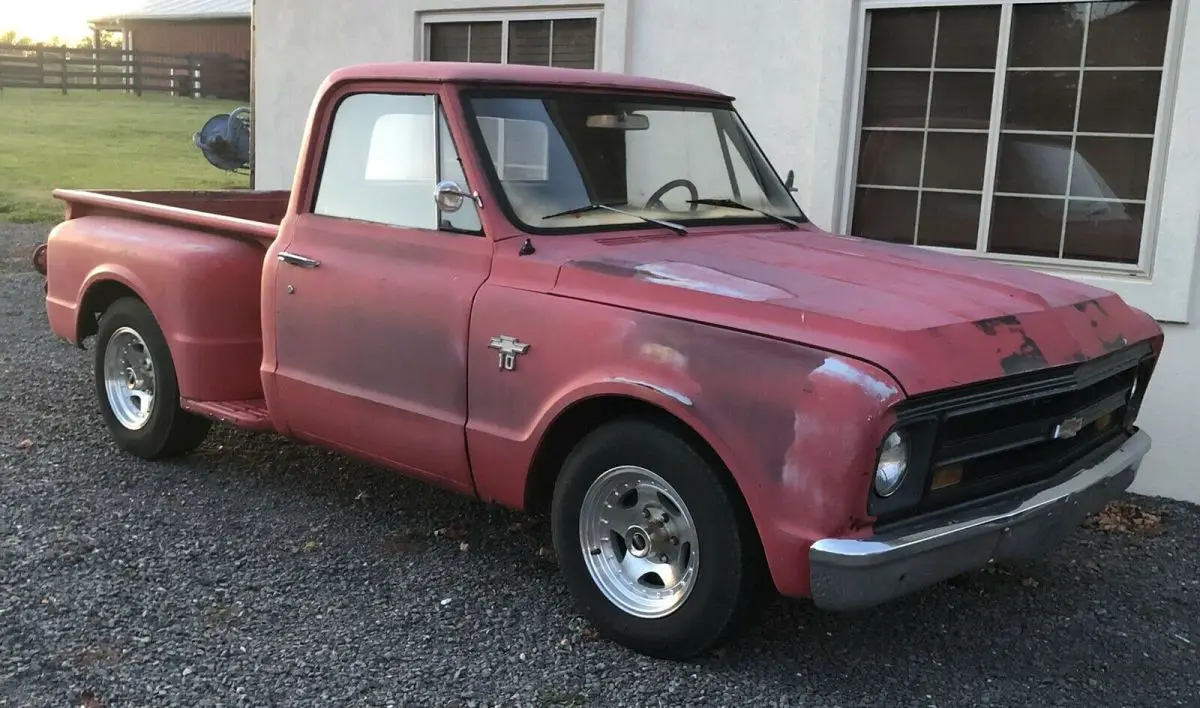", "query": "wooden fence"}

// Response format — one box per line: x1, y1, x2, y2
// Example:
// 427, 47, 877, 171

0, 44, 250, 100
